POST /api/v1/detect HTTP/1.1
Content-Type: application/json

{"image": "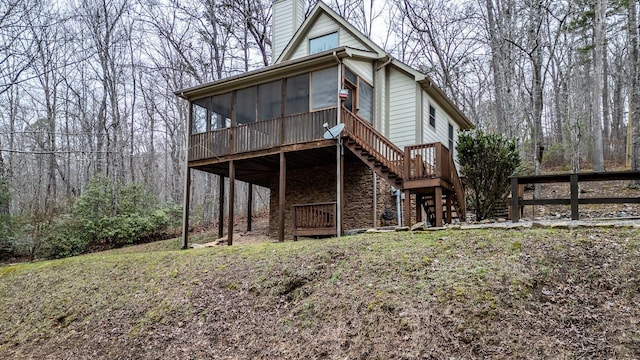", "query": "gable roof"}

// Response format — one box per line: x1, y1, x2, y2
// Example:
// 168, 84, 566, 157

275, 1, 385, 64
175, 1, 473, 129
273, 1, 472, 129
